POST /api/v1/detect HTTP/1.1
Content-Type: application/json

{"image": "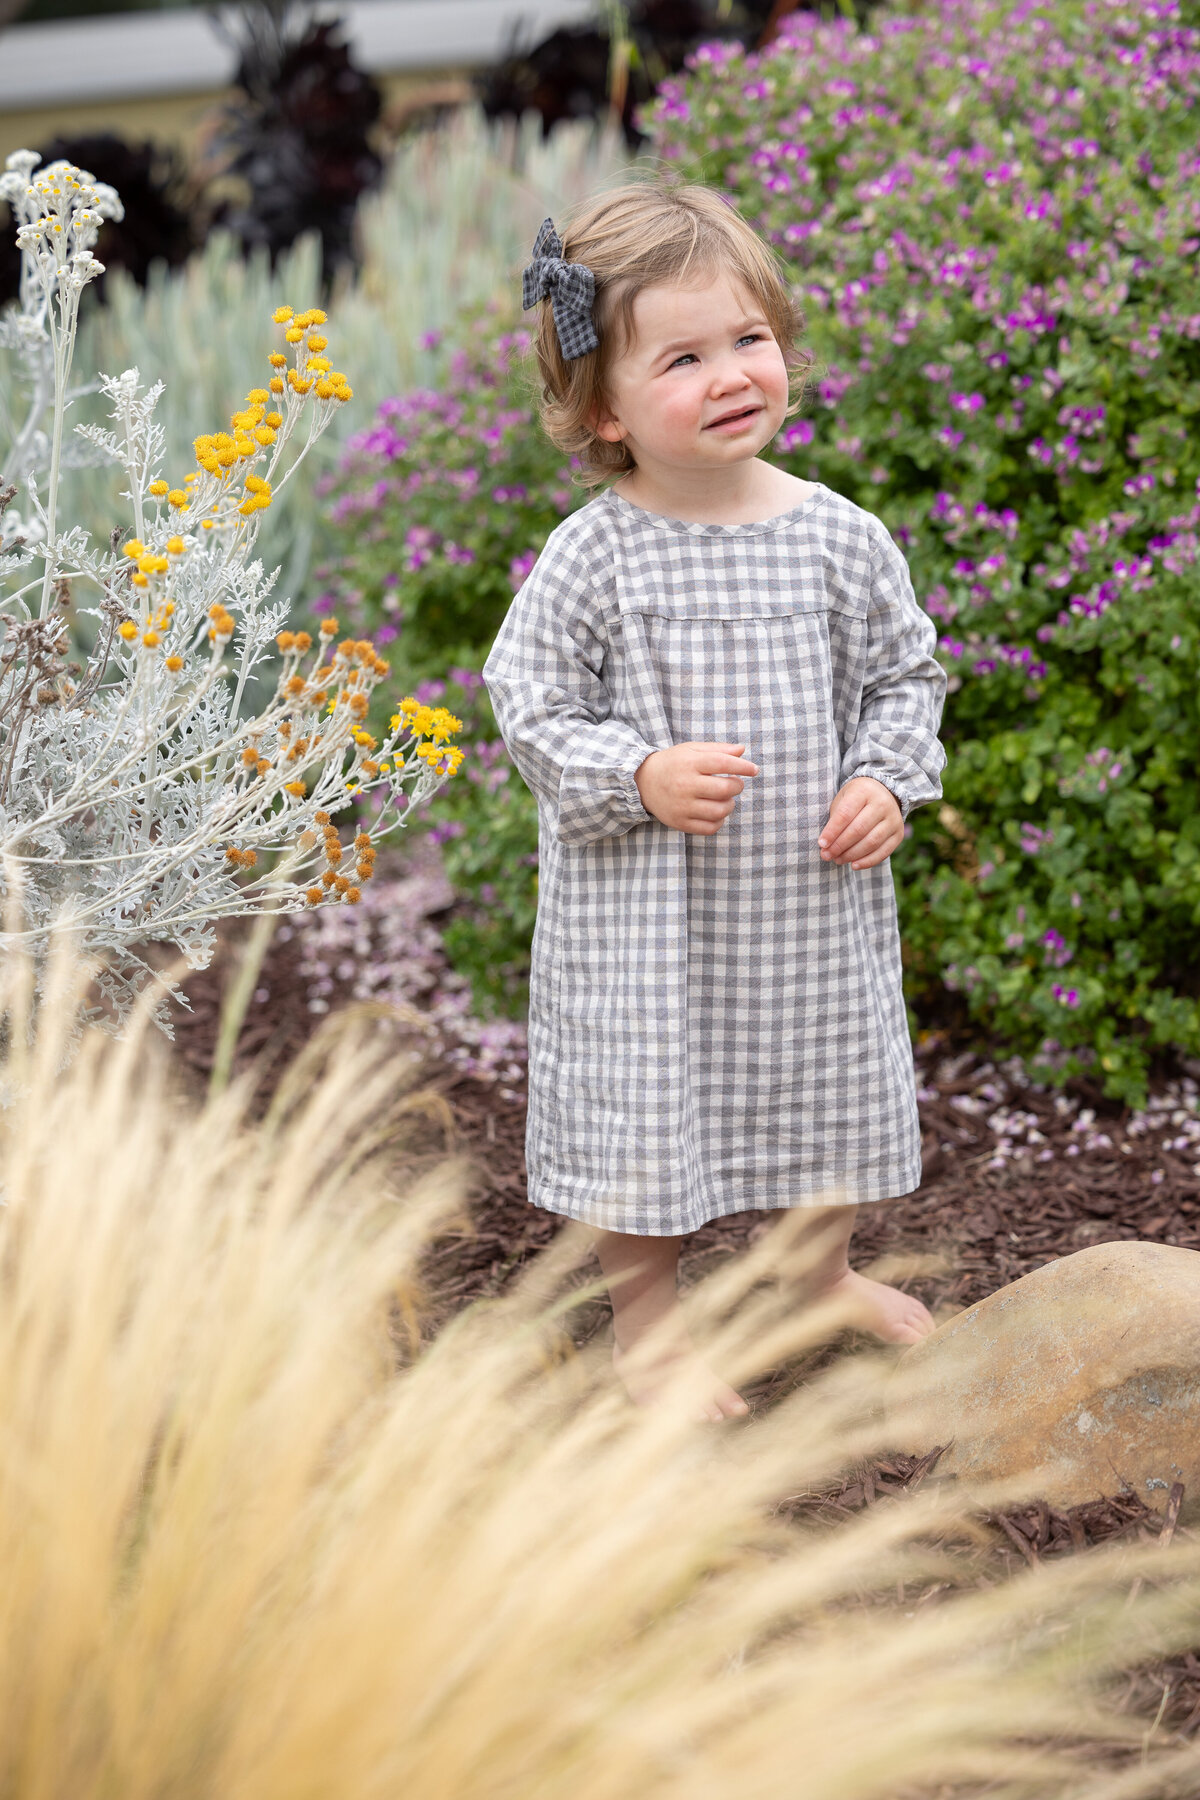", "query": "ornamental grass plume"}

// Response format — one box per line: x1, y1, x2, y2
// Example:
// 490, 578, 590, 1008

0, 152, 462, 1031
2, 959, 1200, 1797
